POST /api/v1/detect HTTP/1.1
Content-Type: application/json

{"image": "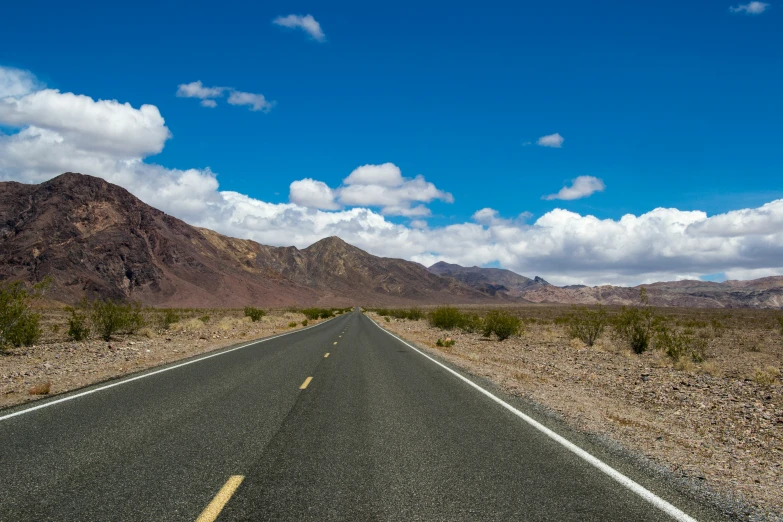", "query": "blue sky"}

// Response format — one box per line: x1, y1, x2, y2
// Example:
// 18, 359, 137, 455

1, 0, 782, 285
